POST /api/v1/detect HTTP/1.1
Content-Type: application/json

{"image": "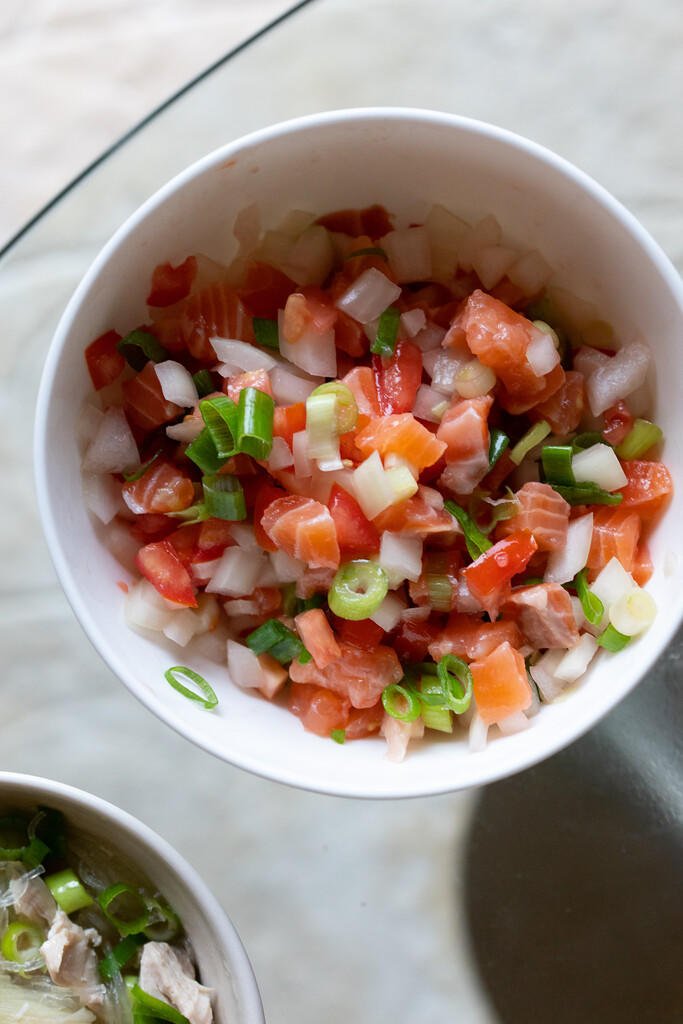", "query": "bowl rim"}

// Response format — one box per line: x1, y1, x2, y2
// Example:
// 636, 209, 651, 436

0, 770, 265, 1023
34, 106, 683, 799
